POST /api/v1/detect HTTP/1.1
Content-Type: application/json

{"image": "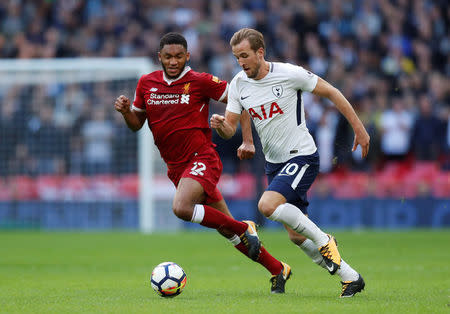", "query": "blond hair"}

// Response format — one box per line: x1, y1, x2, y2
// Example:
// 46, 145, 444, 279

230, 28, 265, 52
